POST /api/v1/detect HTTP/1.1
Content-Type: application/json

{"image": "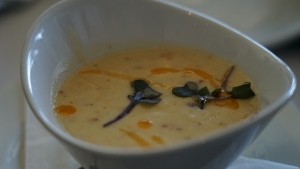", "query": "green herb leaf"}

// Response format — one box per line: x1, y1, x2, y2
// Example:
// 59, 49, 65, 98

211, 88, 222, 97
172, 87, 195, 97
184, 82, 198, 91
138, 98, 161, 104
142, 86, 161, 99
172, 82, 198, 97
230, 82, 255, 99
131, 79, 148, 92
103, 80, 161, 127
197, 86, 210, 96
171, 66, 256, 110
